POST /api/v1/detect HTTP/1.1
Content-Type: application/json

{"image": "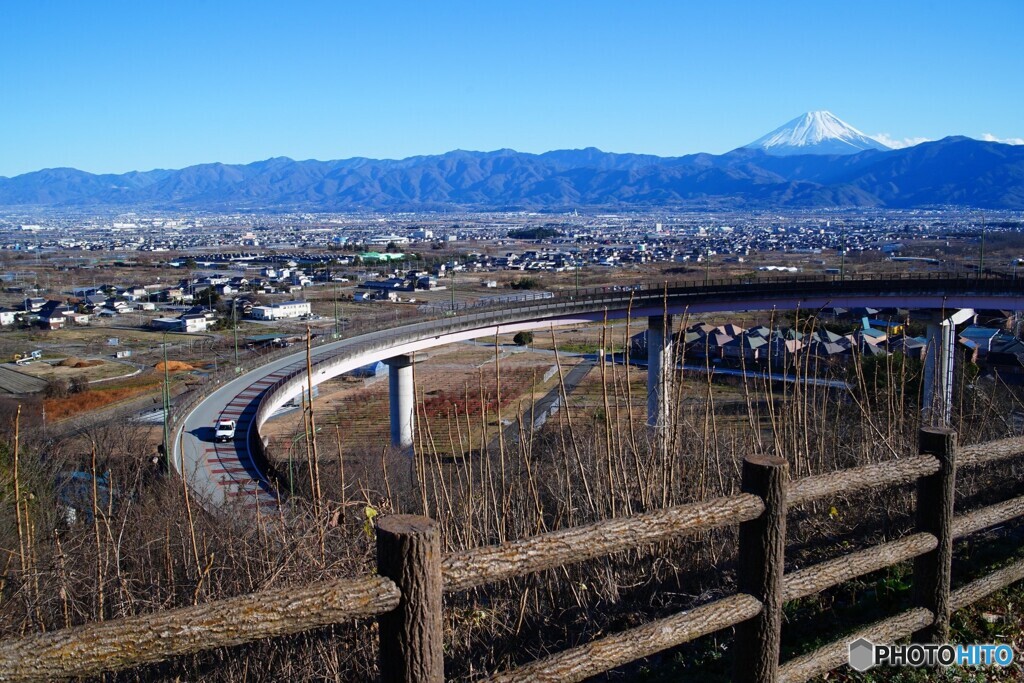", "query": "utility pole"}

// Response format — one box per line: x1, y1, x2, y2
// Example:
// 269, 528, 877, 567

232, 298, 239, 366
450, 268, 456, 312
162, 332, 171, 472
334, 283, 340, 338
